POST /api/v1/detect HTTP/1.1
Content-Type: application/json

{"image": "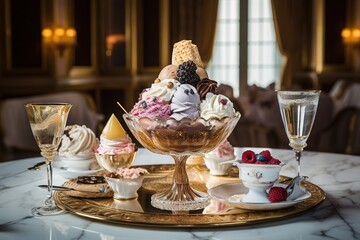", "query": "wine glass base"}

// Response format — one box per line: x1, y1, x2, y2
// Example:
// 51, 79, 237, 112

31, 206, 64, 216
151, 190, 210, 212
